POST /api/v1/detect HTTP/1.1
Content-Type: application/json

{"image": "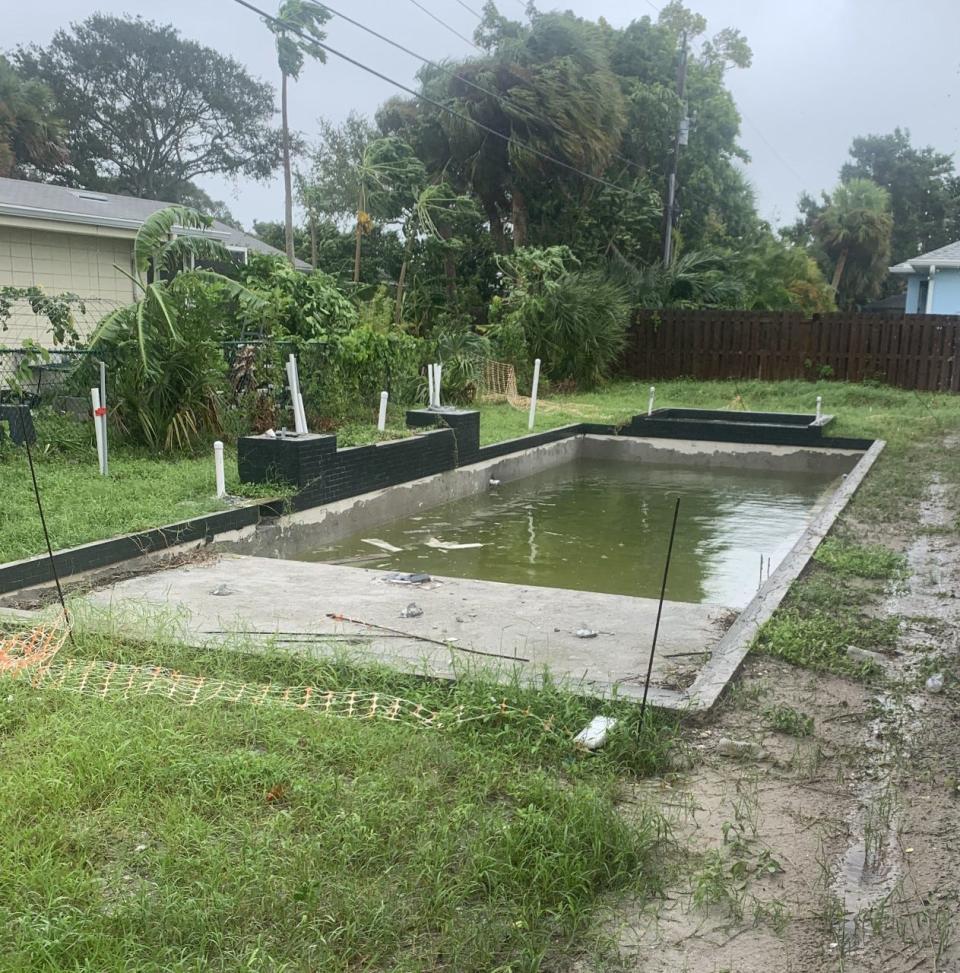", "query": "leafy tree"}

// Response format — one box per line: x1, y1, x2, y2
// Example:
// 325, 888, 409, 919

731, 233, 834, 314
381, 9, 627, 252
840, 129, 960, 263
304, 113, 379, 224
15, 15, 281, 201
0, 55, 68, 177
263, 1, 331, 263
810, 179, 892, 308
